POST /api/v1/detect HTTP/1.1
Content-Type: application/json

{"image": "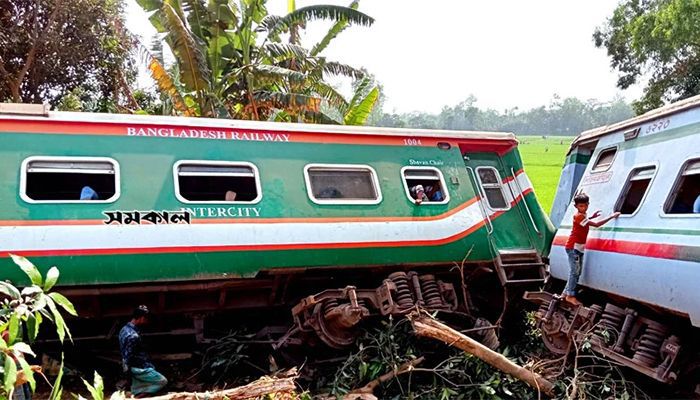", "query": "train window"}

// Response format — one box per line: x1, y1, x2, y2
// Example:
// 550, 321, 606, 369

665, 159, 700, 215
401, 167, 449, 205
175, 161, 261, 203
591, 147, 616, 172
21, 157, 119, 203
304, 164, 381, 204
615, 166, 657, 215
475, 167, 509, 210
